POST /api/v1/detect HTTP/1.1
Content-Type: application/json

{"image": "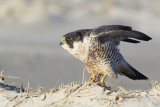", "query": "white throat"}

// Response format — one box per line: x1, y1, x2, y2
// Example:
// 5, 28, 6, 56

62, 41, 83, 58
